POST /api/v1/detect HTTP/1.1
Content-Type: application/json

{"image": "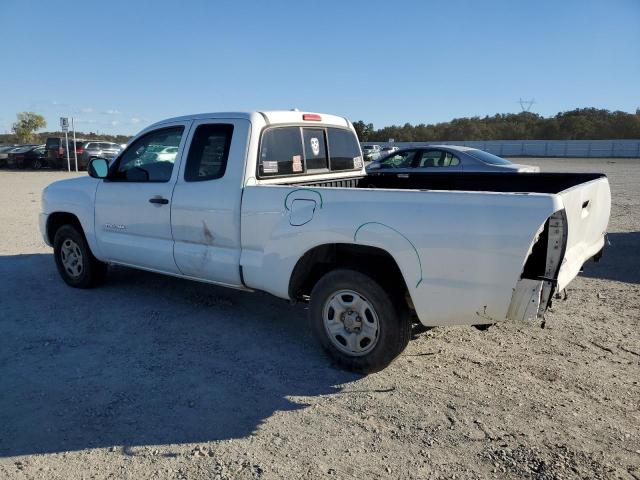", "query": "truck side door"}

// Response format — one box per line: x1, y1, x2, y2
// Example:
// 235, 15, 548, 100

170, 118, 250, 286
94, 122, 191, 273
